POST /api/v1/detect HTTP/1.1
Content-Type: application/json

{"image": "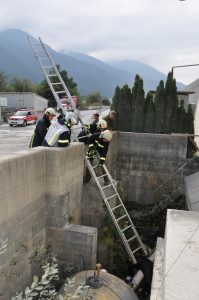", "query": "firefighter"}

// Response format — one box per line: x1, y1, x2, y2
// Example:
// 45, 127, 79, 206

29, 108, 57, 148
42, 112, 75, 147
86, 129, 113, 165
78, 119, 107, 143
103, 110, 116, 131
85, 130, 113, 185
